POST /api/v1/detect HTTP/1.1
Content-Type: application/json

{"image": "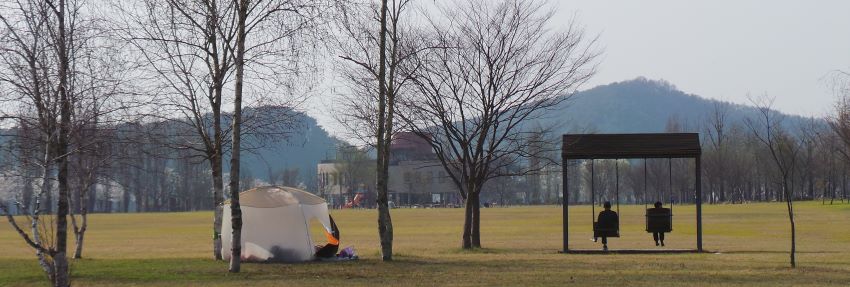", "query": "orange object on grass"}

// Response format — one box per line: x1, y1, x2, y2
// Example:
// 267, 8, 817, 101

325, 229, 339, 245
